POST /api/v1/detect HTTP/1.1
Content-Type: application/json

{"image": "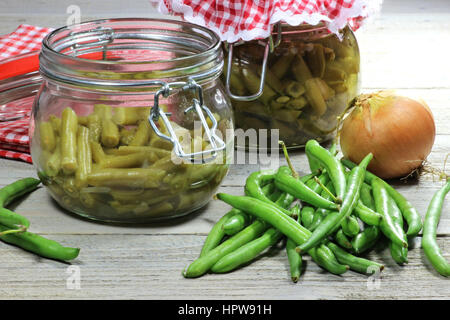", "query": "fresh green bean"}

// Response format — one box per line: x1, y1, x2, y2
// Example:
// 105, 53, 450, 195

316, 244, 349, 275
342, 158, 422, 237
360, 183, 375, 210
199, 208, 240, 257
327, 242, 384, 274
353, 202, 382, 226
215, 193, 336, 274
297, 153, 372, 253
210, 191, 296, 273
245, 170, 287, 212
306, 173, 330, 195
274, 167, 339, 210
390, 242, 408, 265
306, 140, 347, 201
0, 178, 41, 208
0, 224, 80, 261
351, 226, 381, 254
321, 177, 361, 237
341, 215, 360, 237
334, 229, 353, 250
422, 181, 450, 277
183, 220, 268, 278
388, 196, 408, 264
224, 184, 280, 235
308, 209, 324, 231
223, 211, 253, 236
210, 227, 283, 273
371, 179, 408, 248
286, 205, 302, 282
300, 206, 315, 229
0, 207, 30, 229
